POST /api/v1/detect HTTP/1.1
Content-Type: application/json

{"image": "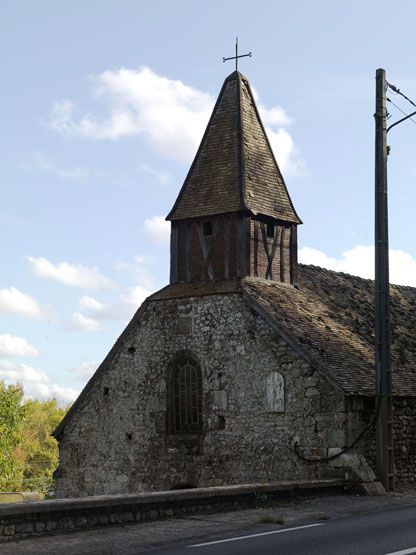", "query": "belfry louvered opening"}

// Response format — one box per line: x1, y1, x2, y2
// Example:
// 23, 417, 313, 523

167, 355, 202, 434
